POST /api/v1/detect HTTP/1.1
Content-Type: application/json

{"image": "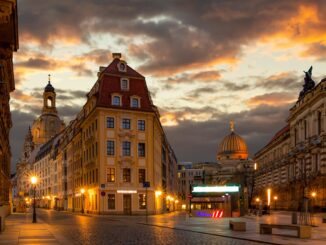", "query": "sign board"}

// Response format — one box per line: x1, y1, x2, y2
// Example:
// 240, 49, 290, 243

143, 181, 150, 188
101, 191, 105, 197
100, 184, 105, 189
